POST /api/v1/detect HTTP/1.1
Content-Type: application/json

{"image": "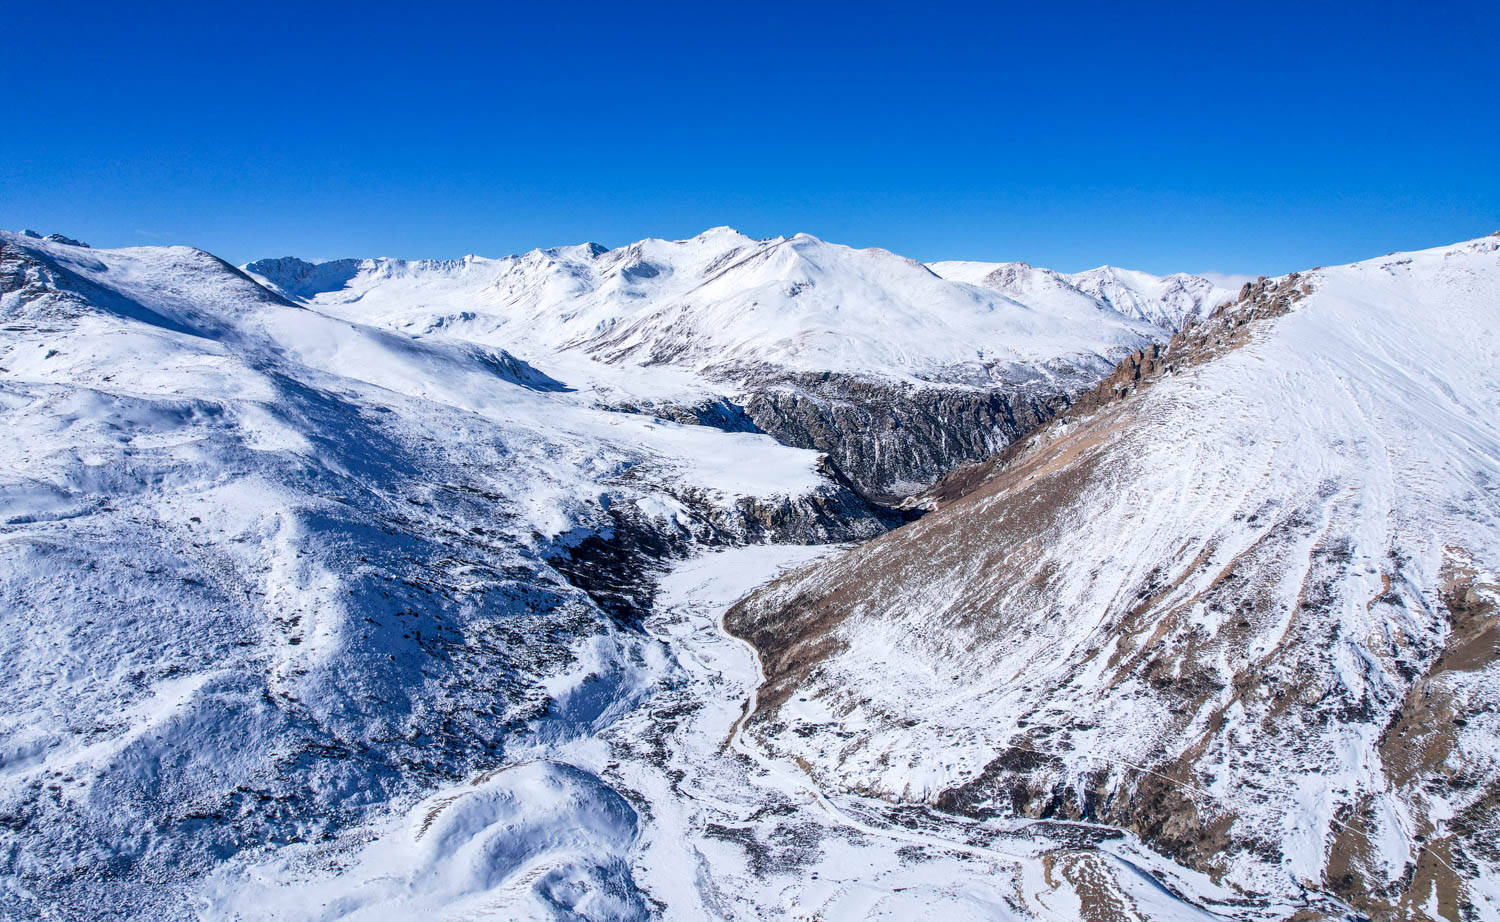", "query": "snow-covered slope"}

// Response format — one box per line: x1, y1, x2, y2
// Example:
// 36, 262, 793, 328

731, 234, 1500, 920
0, 230, 882, 919
246, 229, 1176, 499
15, 221, 1497, 921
